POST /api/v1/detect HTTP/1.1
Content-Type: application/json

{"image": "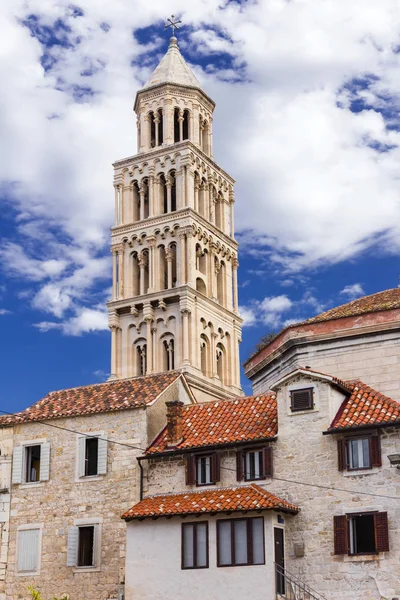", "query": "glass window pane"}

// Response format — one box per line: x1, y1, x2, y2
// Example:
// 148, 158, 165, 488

254, 451, 261, 479
196, 524, 207, 567
183, 525, 194, 568
362, 439, 370, 468
234, 520, 248, 564
252, 518, 264, 564
205, 457, 211, 484
349, 440, 359, 469
218, 521, 232, 565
